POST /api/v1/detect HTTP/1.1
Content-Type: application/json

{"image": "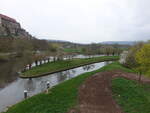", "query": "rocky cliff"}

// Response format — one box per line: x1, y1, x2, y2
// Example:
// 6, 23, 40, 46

0, 14, 32, 38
